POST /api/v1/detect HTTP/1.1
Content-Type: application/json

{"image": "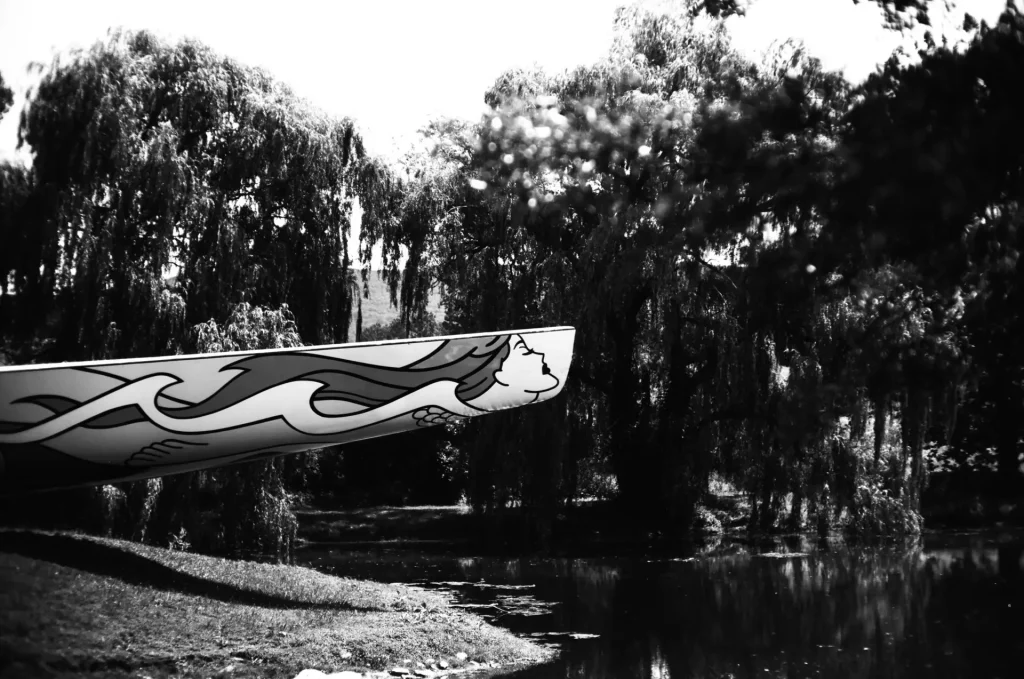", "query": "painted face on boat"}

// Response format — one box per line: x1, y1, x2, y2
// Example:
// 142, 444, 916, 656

476, 334, 560, 408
